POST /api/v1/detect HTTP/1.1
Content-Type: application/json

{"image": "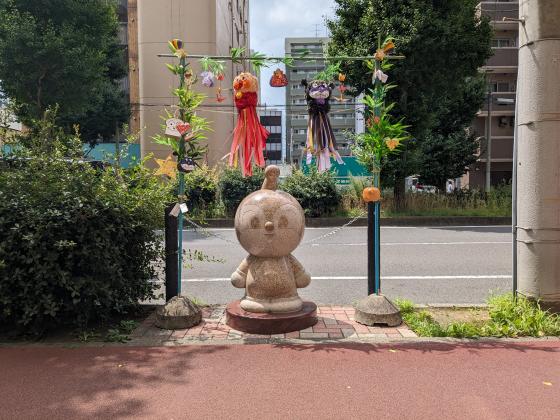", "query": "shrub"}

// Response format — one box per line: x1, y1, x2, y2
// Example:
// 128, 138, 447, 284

218, 166, 264, 217
281, 167, 341, 217
182, 165, 219, 215
0, 126, 170, 333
